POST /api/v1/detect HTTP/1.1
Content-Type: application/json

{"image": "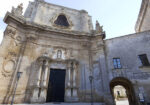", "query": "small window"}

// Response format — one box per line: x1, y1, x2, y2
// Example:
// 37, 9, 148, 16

113, 58, 122, 69
138, 54, 150, 66
54, 15, 69, 27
